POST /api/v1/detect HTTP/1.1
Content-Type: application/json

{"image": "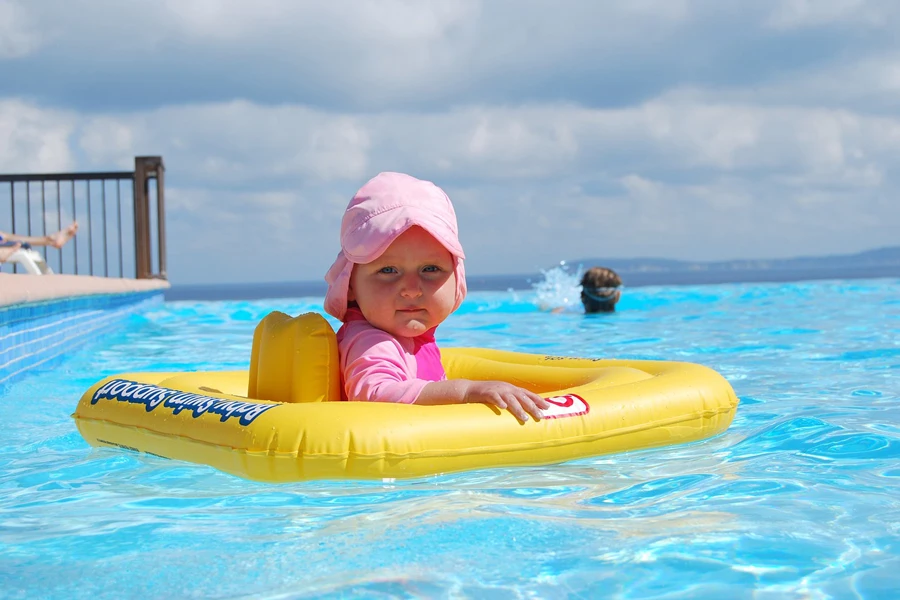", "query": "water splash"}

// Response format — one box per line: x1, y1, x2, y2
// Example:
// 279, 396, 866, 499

532, 261, 583, 312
